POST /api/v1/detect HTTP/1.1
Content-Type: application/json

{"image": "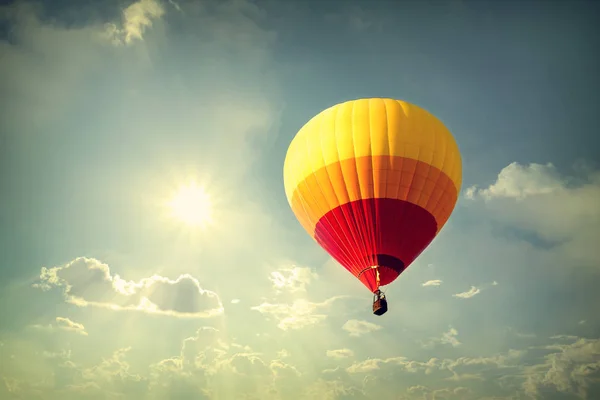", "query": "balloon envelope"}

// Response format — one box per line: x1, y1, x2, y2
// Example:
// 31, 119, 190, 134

283, 98, 462, 293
